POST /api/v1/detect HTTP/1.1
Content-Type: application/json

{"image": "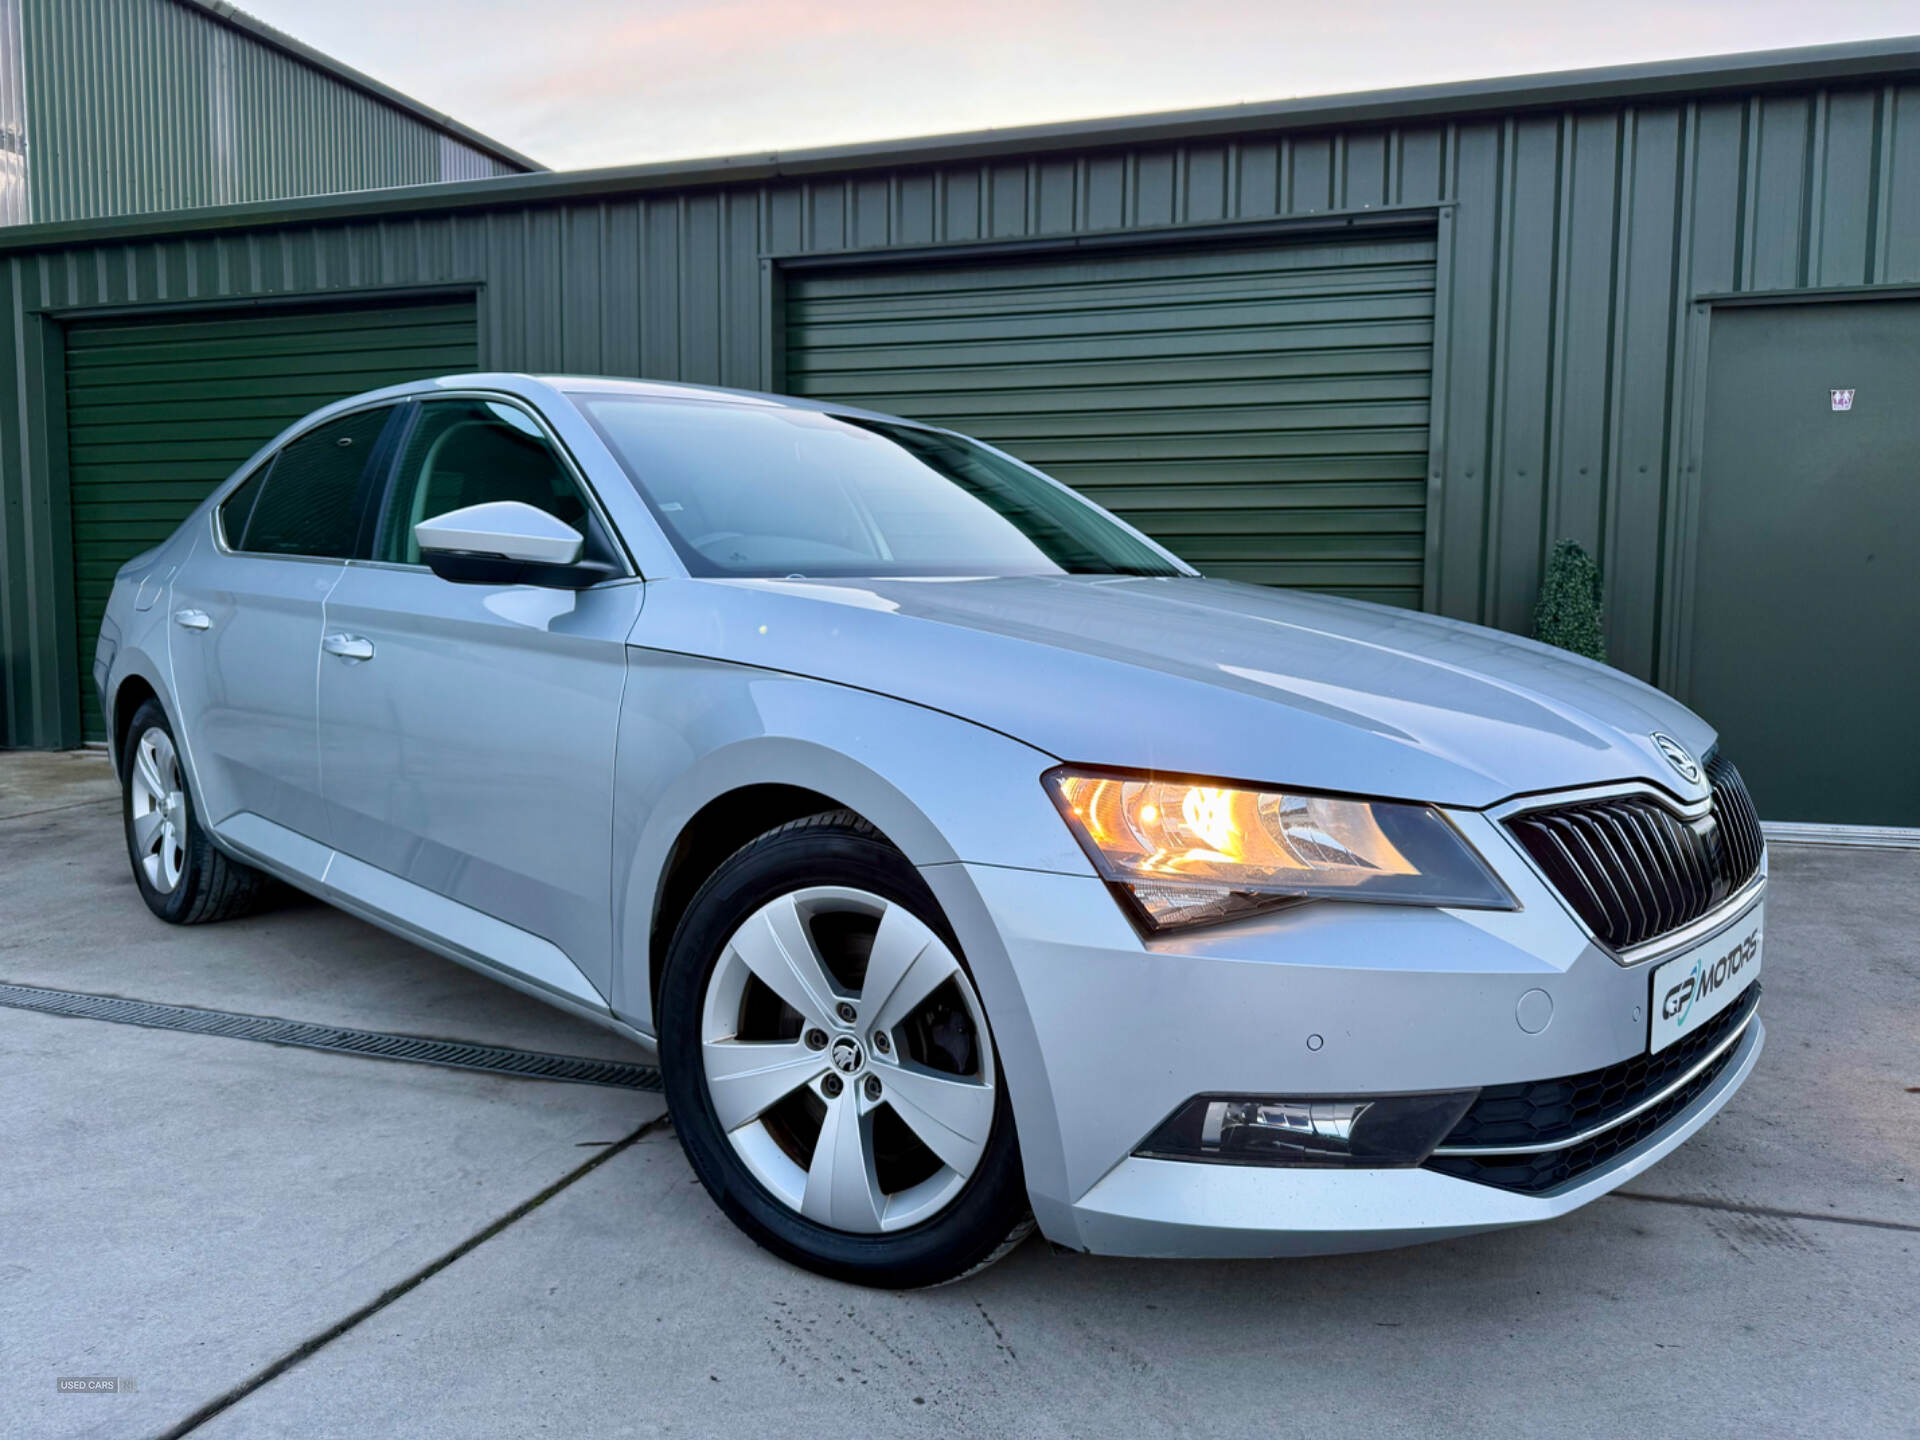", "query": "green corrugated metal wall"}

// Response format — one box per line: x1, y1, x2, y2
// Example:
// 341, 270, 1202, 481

7, 63, 1920, 747
10, 0, 521, 225
786, 235, 1436, 605
63, 299, 478, 739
